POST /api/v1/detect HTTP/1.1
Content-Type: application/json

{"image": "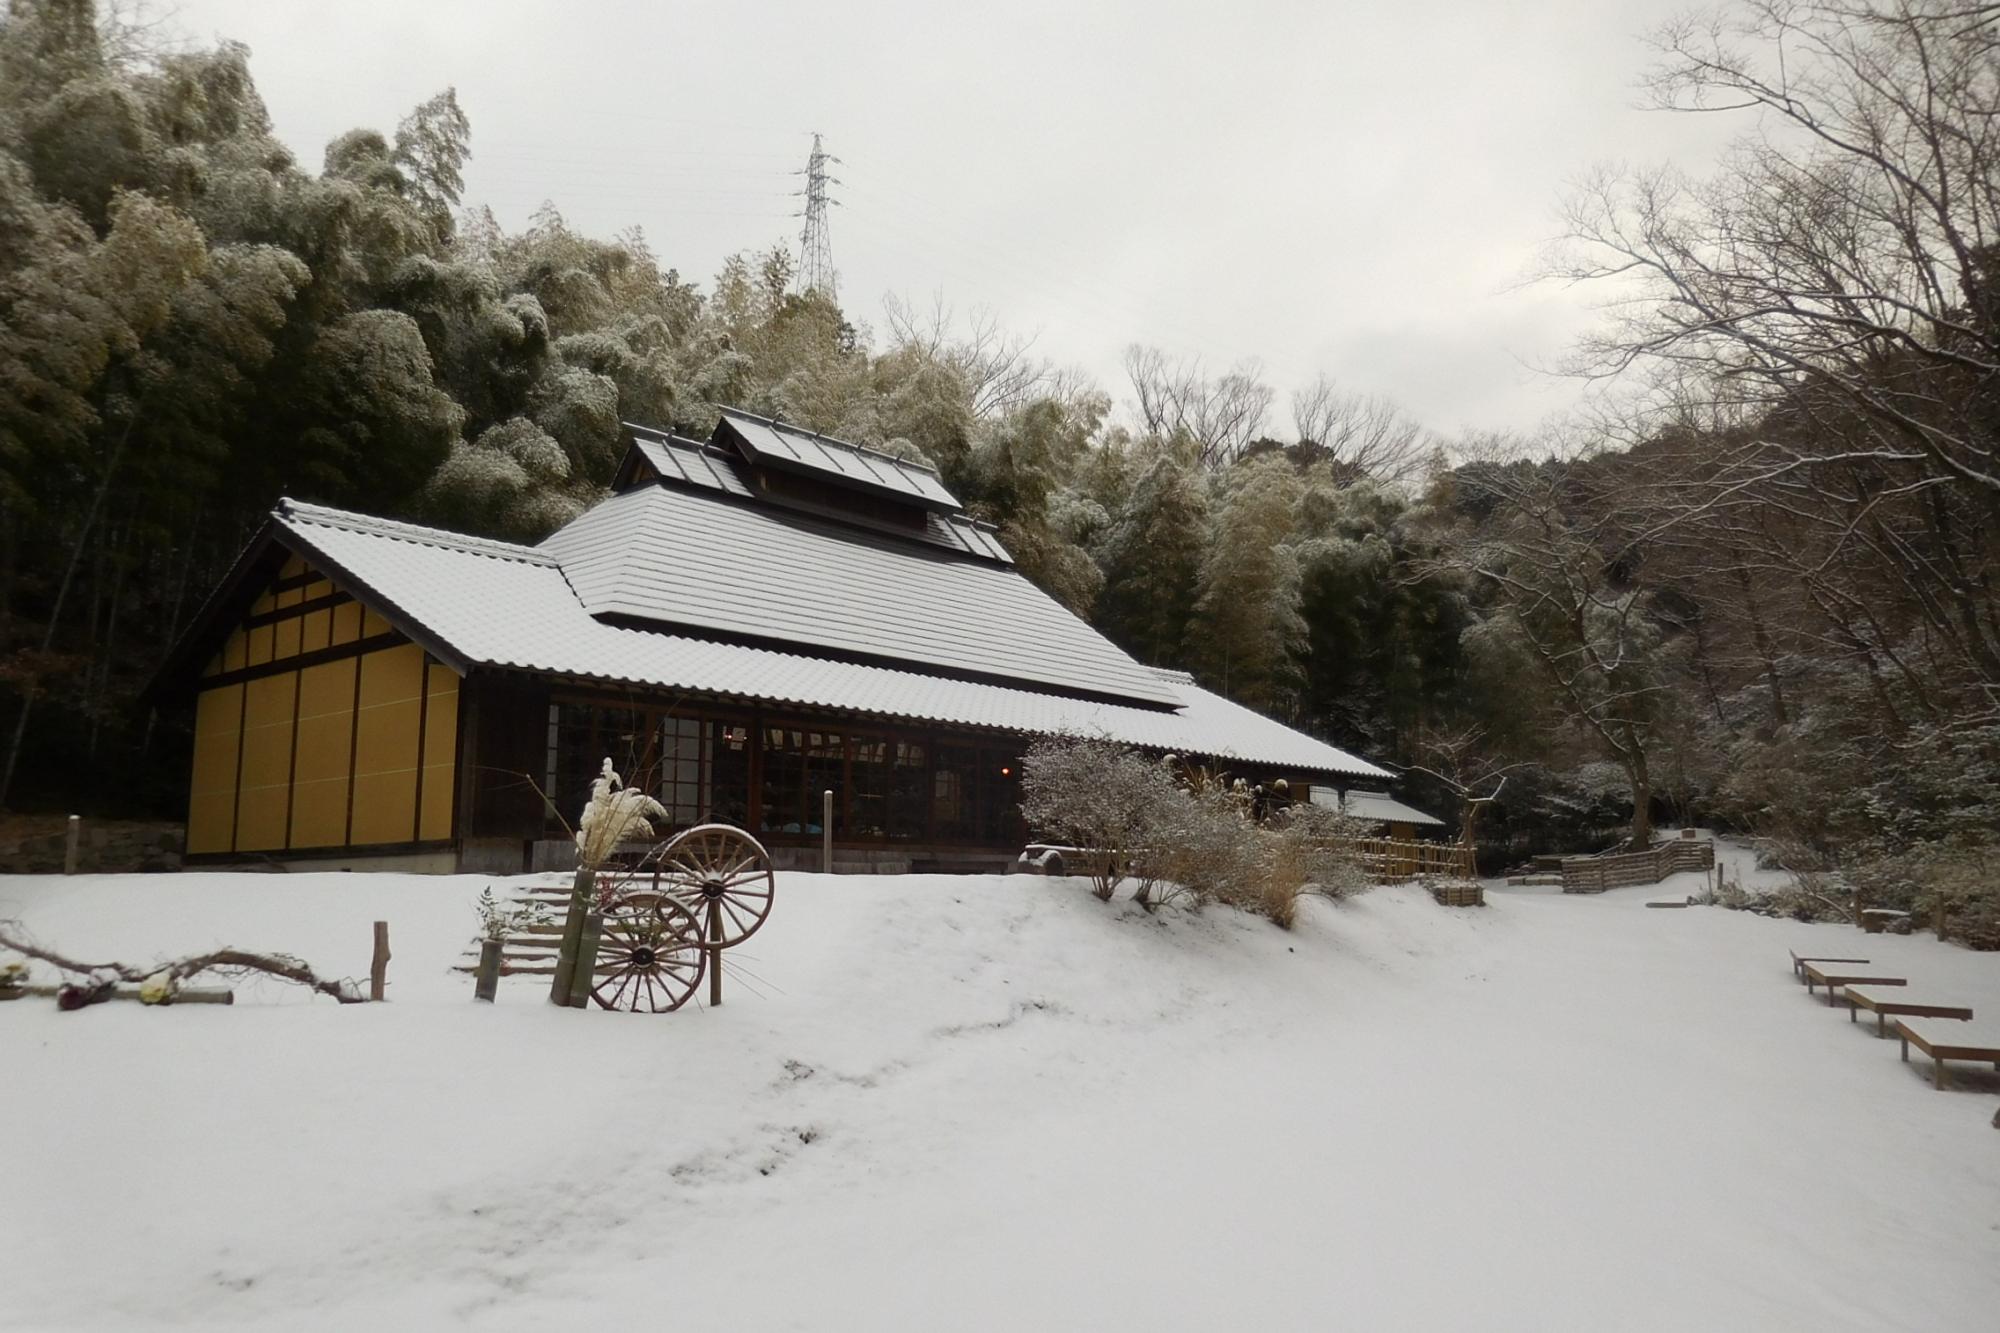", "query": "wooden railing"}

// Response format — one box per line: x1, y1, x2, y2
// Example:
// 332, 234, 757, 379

1325, 837, 1477, 884
1560, 838, 1714, 893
